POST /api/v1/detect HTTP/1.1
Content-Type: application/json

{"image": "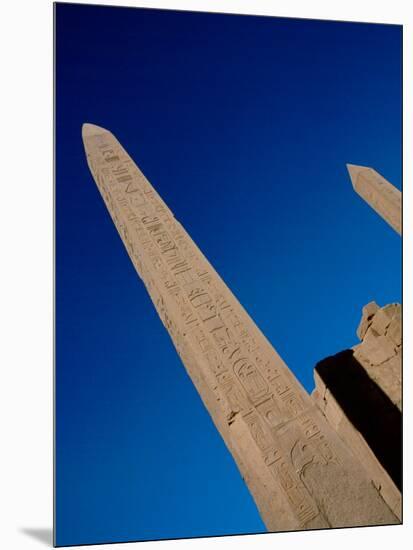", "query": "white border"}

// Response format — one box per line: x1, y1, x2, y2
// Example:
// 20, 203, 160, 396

1, 1, 410, 549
